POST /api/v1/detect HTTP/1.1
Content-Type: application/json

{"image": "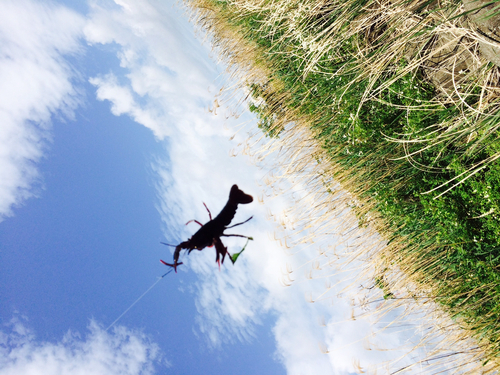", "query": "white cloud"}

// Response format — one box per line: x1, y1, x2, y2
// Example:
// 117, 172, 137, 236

0, 317, 163, 375
0, 0, 84, 220
85, 0, 218, 140
89, 74, 162, 134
